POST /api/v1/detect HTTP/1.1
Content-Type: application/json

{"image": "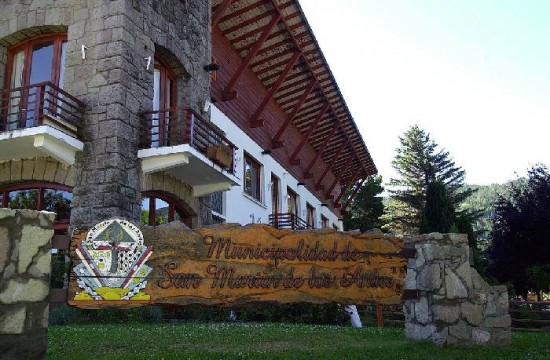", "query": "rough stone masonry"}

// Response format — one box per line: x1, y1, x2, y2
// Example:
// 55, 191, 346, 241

404, 233, 511, 346
0, 209, 54, 360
